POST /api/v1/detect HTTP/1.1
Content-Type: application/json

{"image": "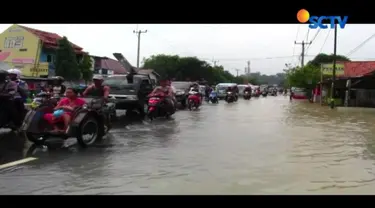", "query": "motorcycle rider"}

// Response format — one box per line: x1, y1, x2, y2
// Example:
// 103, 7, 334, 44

7, 69, 28, 118
225, 86, 237, 100
167, 79, 178, 107
150, 78, 175, 112
0, 70, 22, 128
51, 76, 66, 98
244, 85, 252, 94
82, 75, 110, 100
